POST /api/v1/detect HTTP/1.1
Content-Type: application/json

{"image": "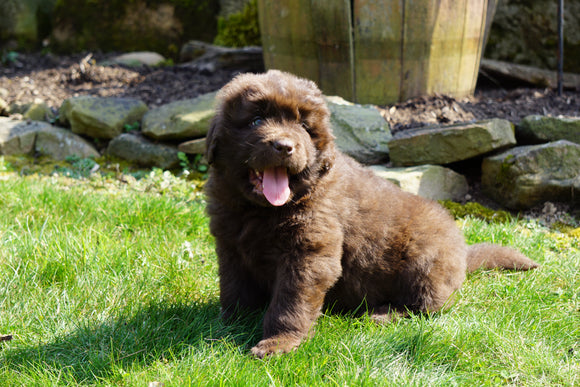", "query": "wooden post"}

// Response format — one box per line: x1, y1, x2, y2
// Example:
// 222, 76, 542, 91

353, 0, 403, 103
257, 0, 319, 83
311, 0, 354, 100
257, 0, 491, 104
